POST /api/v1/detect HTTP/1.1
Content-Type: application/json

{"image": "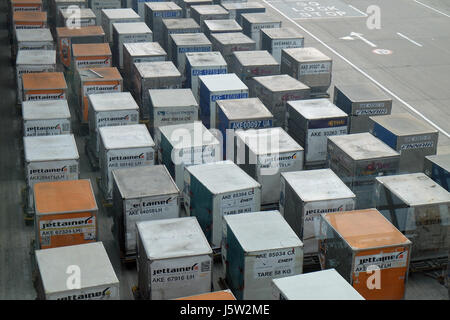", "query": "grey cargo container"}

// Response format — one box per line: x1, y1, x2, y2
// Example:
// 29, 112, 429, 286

203, 19, 242, 38
190, 5, 229, 32
145, 2, 183, 46
88, 0, 121, 25
101, 8, 142, 43
220, 2, 265, 25
180, 0, 213, 18
209, 32, 256, 65
261, 27, 304, 63
424, 154, 450, 191
241, 12, 281, 49
14, 28, 54, 58
59, 8, 96, 28
162, 18, 201, 60
22, 99, 71, 137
